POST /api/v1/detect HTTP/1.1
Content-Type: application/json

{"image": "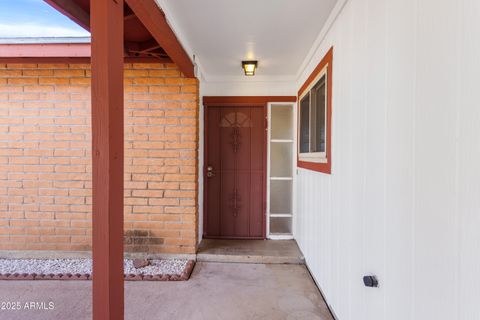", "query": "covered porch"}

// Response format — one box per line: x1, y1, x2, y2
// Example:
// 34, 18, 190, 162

1, 0, 327, 319
2, 0, 480, 319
